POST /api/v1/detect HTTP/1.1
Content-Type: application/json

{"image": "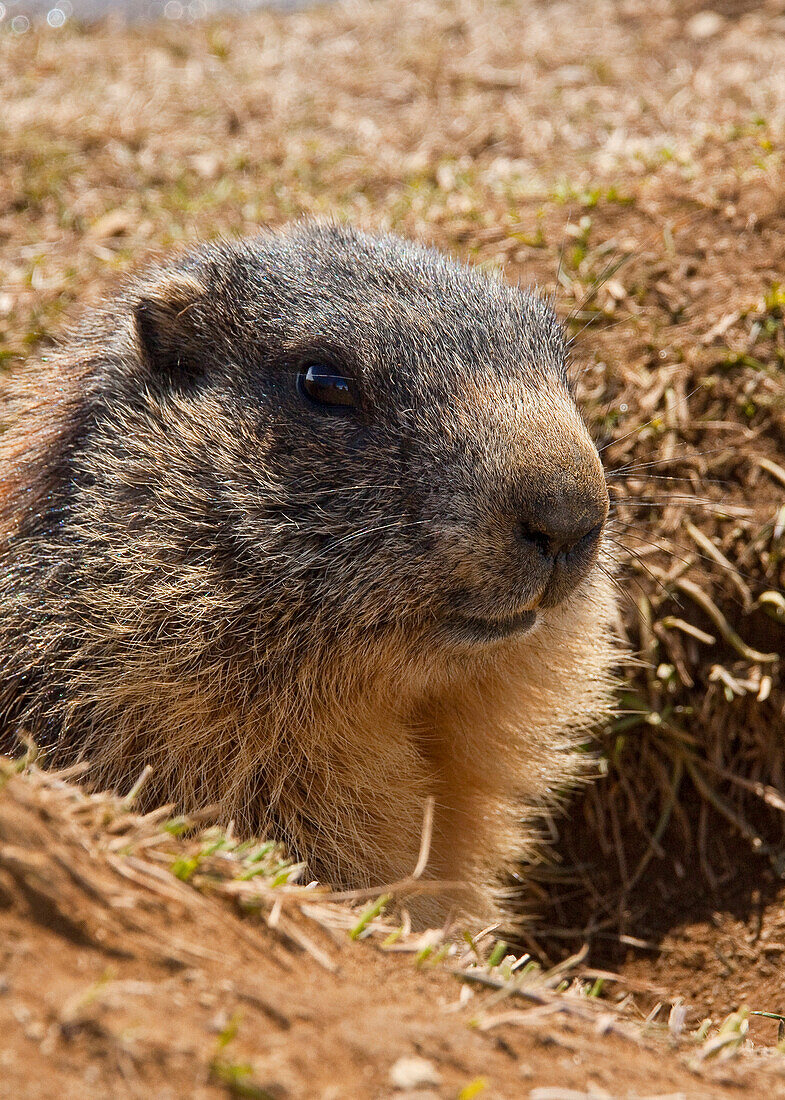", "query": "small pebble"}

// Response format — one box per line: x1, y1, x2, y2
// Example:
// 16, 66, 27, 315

389, 1055, 442, 1090
686, 11, 724, 39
